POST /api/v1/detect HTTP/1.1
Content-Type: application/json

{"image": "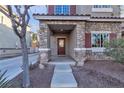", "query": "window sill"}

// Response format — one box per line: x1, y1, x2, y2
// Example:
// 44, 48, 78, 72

74, 48, 106, 52
91, 47, 106, 52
